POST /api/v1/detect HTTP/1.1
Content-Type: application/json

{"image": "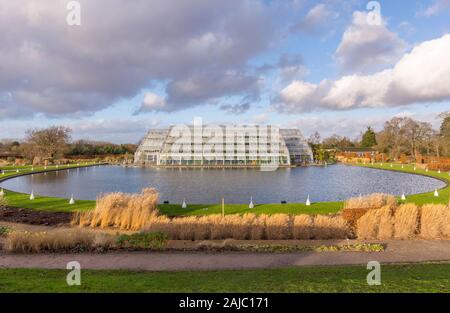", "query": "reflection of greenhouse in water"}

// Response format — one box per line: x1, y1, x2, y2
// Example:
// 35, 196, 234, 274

134, 125, 313, 167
